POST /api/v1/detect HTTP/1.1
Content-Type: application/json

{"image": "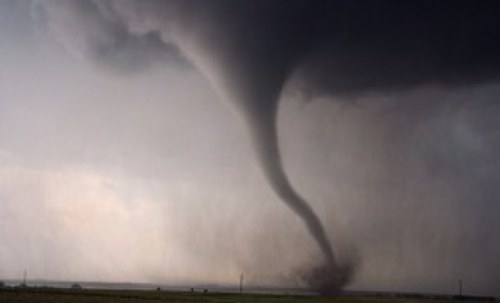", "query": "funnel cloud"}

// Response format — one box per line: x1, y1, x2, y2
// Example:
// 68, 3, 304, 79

29, 0, 500, 294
